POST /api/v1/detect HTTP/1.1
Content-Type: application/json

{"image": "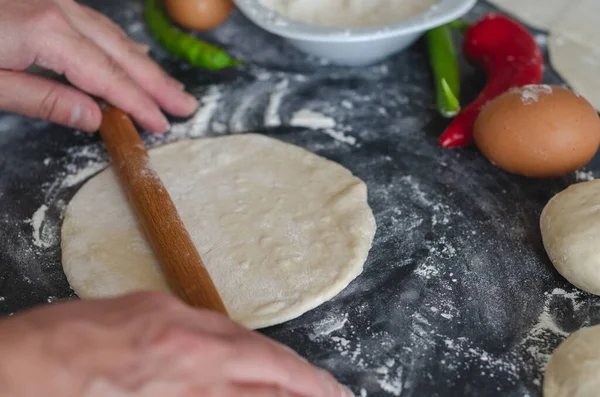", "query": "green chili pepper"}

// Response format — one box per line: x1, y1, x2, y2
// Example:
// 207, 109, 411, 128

145, 0, 241, 70
426, 24, 461, 118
